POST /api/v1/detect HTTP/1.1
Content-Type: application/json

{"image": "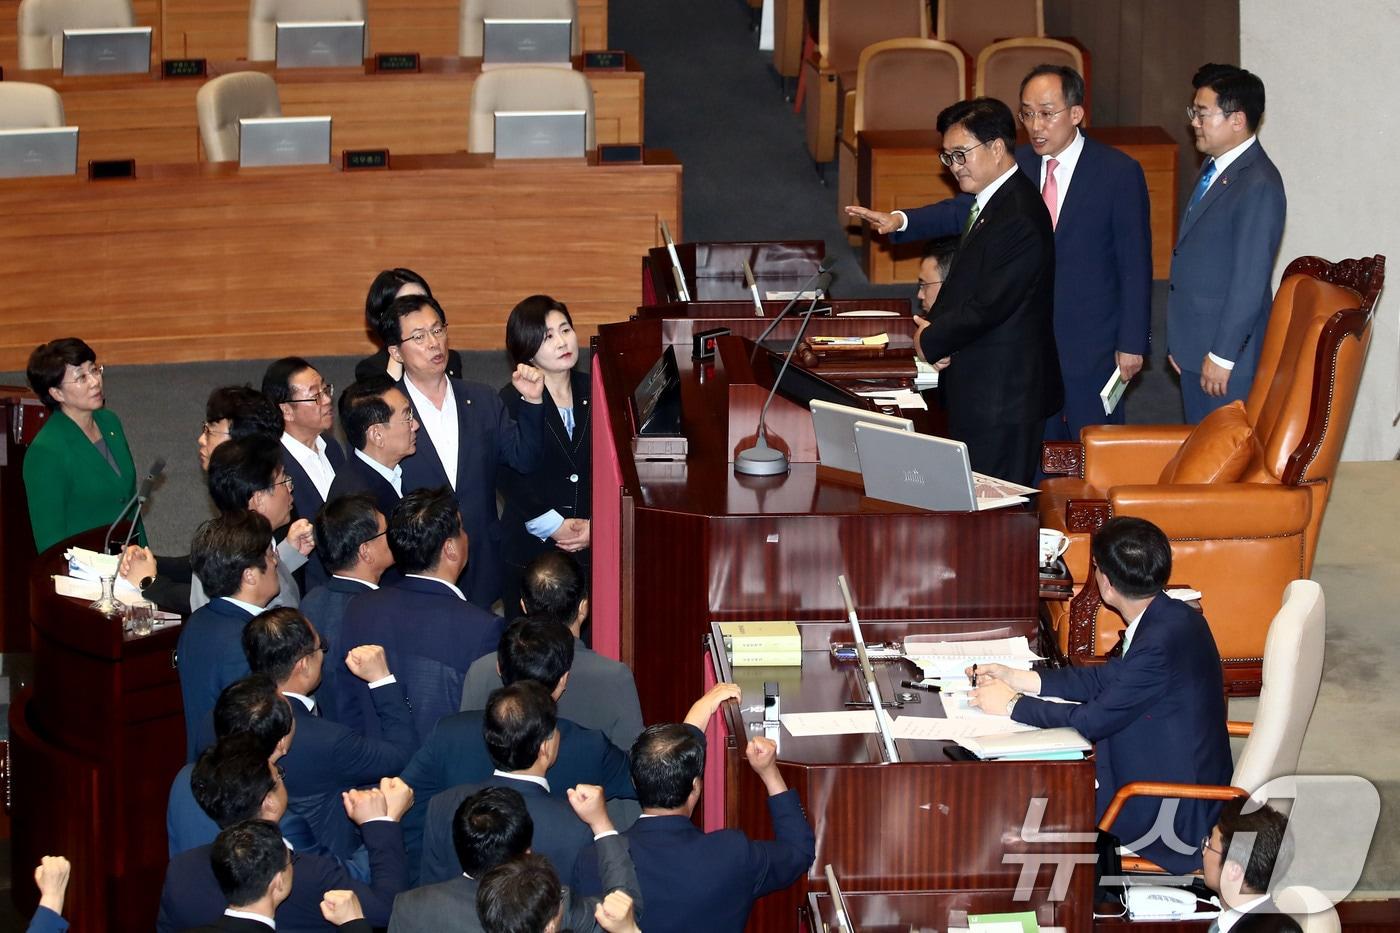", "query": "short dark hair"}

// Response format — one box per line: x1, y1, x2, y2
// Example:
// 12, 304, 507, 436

205, 386, 284, 440
376, 292, 447, 347
243, 608, 317, 684
1193, 63, 1266, 132
919, 236, 958, 279
388, 486, 461, 574
452, 786, 533, 877
630, 723, 704, 810
936, 97, 1017, 157
483, 682, 558, 772
191, 511, 274, 599
365, 268, 434, 340
315, 493, 383, 573
1217, 797, 1292, 893
498, 617, 575, 692
339, 375, 398, 451
192, 735, 277, 828
213, 674, 293, 757
208, 435, 283, 514
521, 551, 587, 625
1091, 516, 1171, 598
210, 819, 289, 908
477, 854, 561, 933
1020, 63, 1085, 108
505, 295, 573, 366
27, 337, 97, 410
260, 357, 318, 407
